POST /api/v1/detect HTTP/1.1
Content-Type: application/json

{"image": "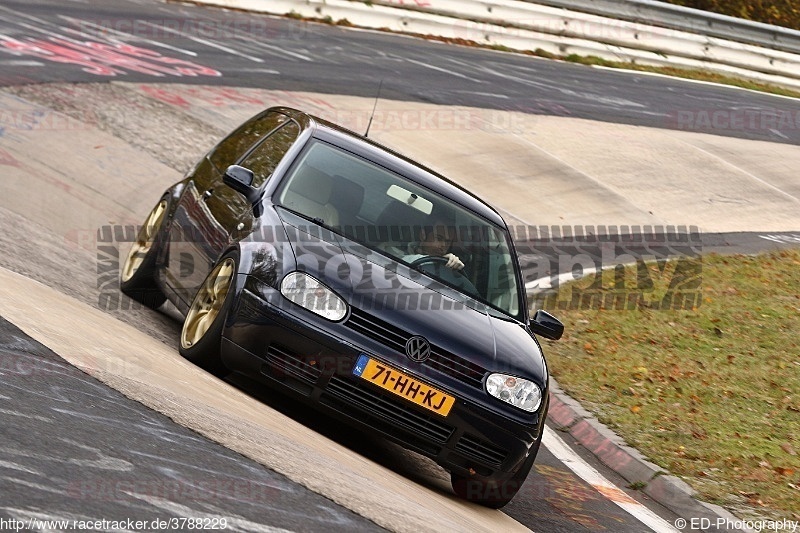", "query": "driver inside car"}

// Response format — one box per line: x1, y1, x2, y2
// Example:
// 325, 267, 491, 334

403, 221, 479, 295
403, 221, 464, 270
